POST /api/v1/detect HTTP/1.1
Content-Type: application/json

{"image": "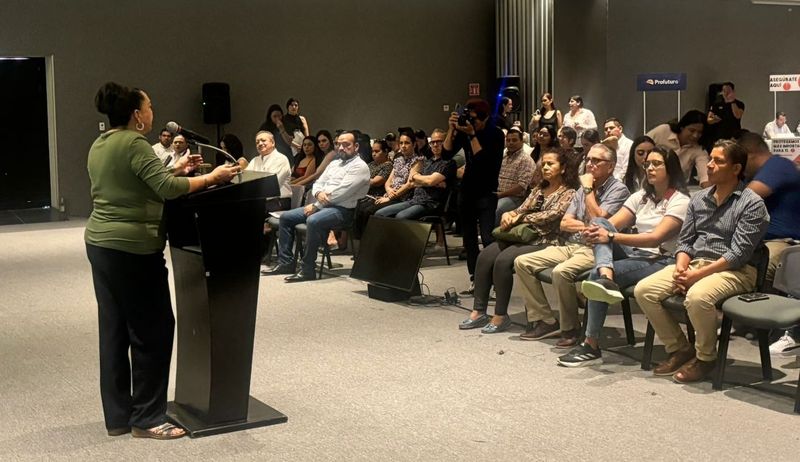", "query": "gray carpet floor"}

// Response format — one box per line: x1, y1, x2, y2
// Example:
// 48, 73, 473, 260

1, 220, 798, 461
